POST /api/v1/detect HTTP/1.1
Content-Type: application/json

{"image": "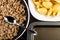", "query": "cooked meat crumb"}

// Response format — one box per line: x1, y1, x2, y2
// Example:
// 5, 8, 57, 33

0, 0, 26, 40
